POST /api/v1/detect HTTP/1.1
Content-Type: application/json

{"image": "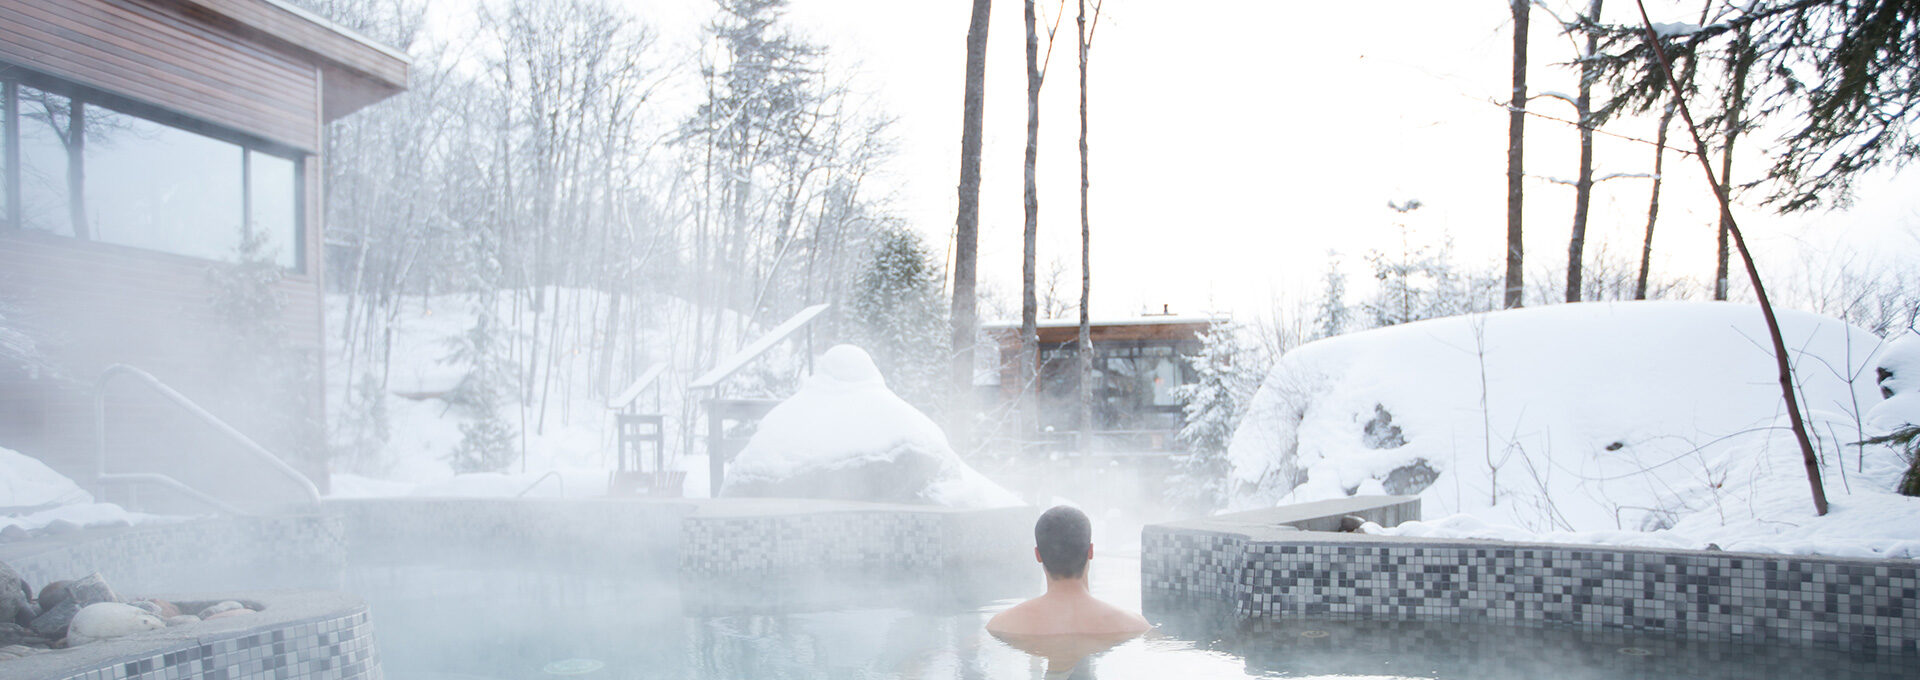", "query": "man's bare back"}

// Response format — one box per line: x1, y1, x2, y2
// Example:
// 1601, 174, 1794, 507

985, 506, 1151, 637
